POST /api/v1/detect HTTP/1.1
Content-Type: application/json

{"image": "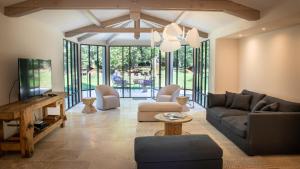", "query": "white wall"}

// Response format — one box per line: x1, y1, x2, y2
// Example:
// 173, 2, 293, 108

0, 13, 64, 105
209, 0, 300, 93
0, 13, 64, 138
214, 38, 239, 93
239, 25, 300, 102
